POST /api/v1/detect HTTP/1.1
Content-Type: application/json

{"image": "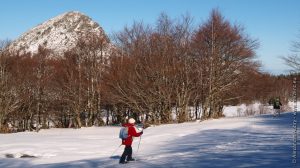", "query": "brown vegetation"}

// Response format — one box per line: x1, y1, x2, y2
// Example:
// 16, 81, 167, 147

0, 10, 294, 132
